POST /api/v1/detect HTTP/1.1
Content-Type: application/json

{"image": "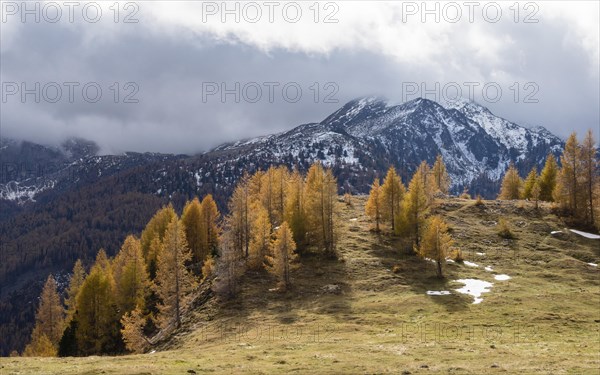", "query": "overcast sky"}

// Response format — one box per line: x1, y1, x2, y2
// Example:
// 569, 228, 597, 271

1, 1, 598, 154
